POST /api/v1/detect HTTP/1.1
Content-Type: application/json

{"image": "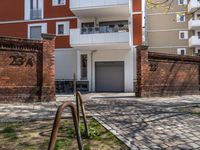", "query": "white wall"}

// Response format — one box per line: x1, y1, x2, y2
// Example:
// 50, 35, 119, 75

55, 49, 77, 80
76, 49, 134, 92
92, 49, 134, 92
